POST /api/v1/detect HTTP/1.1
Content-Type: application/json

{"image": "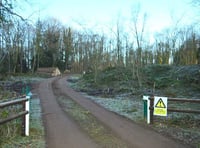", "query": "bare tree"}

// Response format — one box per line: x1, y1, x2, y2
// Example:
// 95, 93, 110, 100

0, 0, 25, 23
115, 17, 124, 66
131, 4, 147, 87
